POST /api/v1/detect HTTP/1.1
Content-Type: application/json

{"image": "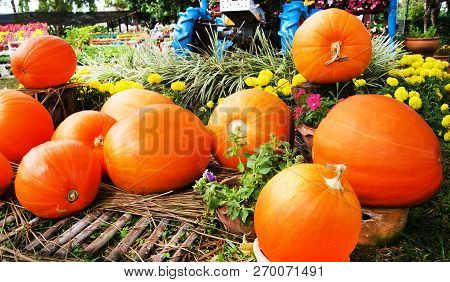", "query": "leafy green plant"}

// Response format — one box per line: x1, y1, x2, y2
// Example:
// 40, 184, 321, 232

65, 25, 107, 51
406, 26, 438, 38
194, 134, 303, 225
